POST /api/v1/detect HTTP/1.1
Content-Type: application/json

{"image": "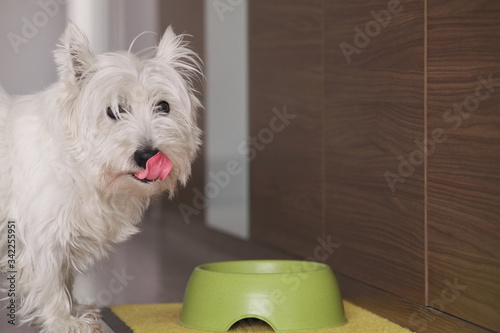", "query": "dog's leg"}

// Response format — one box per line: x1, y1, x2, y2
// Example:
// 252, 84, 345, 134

16, 249, 102, 333
66, 272, 101, 320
